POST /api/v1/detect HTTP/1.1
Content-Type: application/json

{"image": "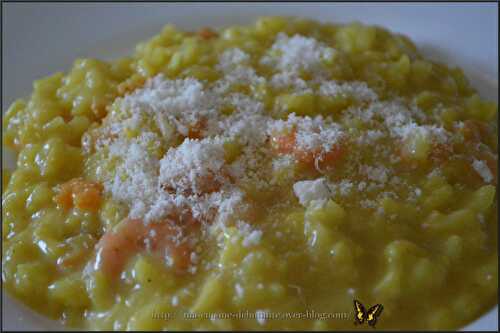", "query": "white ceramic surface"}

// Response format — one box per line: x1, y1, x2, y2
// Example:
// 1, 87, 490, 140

2, 3, 498, 331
